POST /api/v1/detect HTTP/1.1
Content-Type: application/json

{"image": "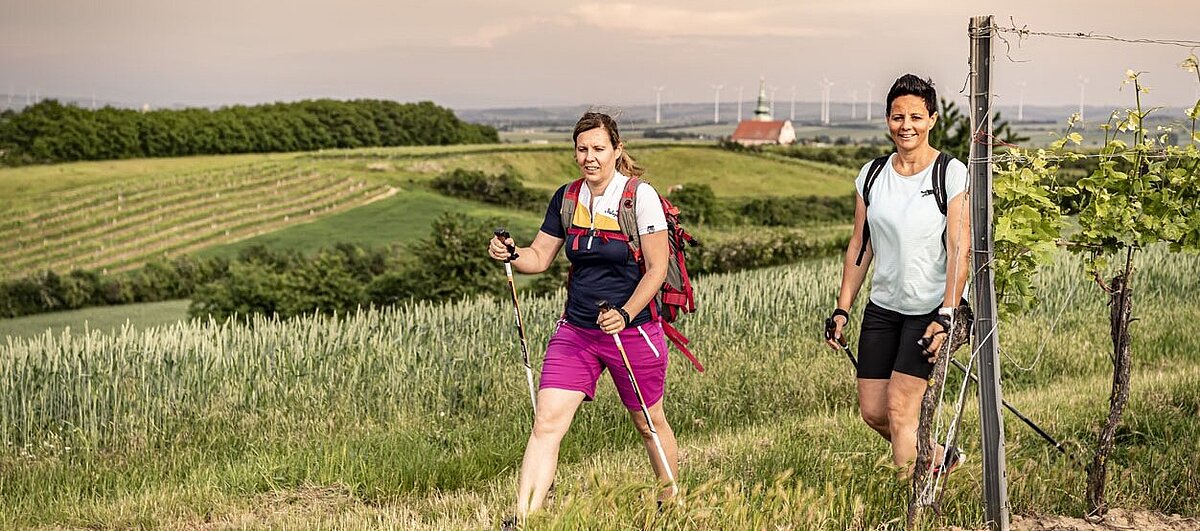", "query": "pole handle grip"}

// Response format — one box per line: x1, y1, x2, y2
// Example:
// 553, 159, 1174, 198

493, 228, 519, 261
